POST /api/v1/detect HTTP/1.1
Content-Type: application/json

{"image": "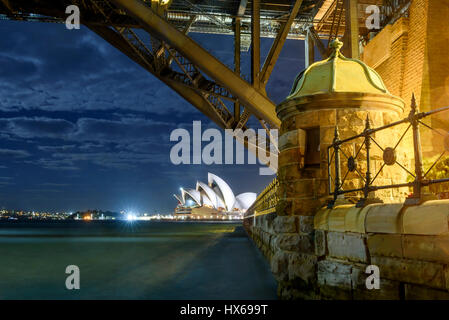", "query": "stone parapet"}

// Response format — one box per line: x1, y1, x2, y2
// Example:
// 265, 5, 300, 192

244, 200, 449, 299
308, 200, 449, 299
314, 200, 449, 235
